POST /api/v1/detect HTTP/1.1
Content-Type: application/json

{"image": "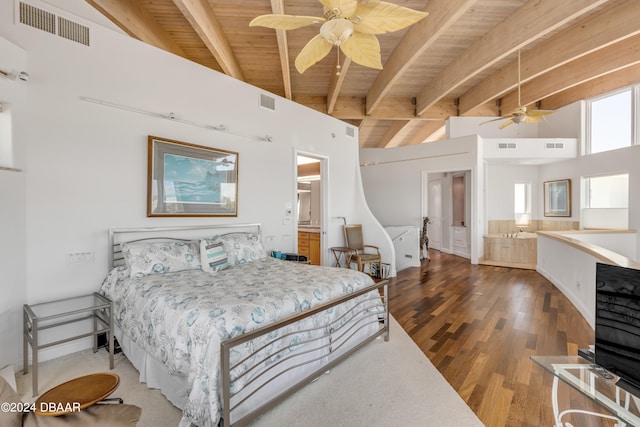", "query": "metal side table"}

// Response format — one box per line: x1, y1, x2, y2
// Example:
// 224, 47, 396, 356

23, 292, 114, 396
